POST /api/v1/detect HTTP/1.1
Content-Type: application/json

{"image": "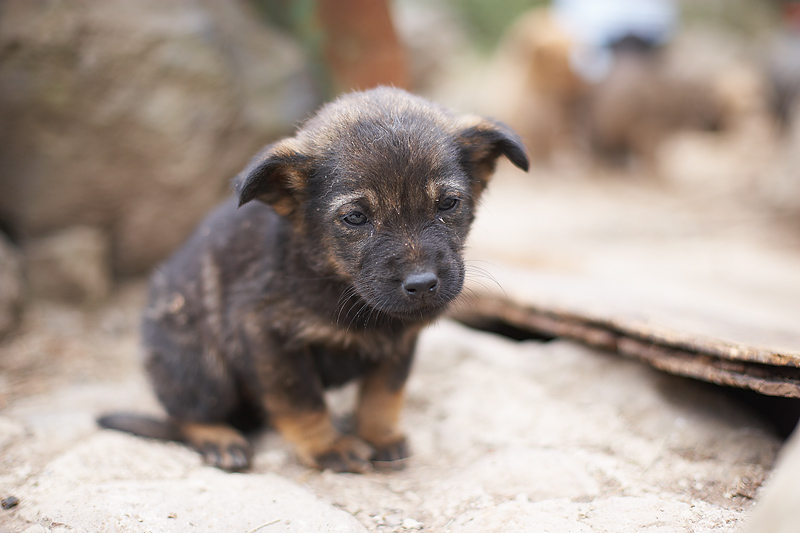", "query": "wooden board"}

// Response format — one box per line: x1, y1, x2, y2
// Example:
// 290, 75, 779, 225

452, 268, 800, 398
